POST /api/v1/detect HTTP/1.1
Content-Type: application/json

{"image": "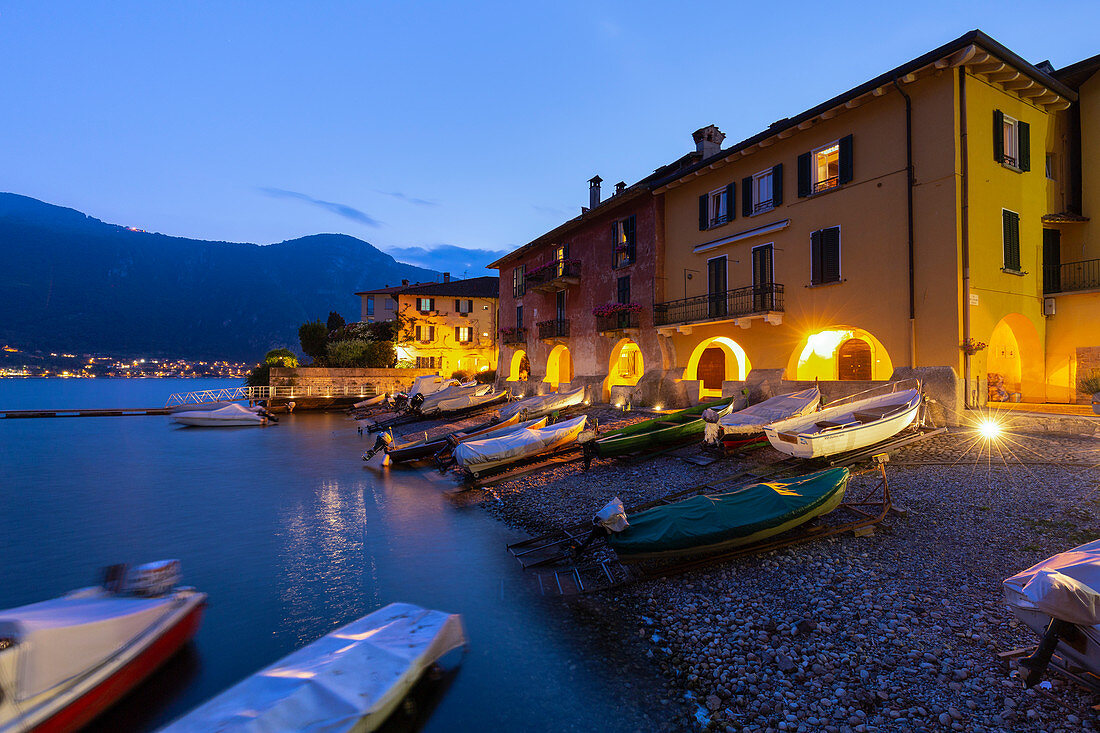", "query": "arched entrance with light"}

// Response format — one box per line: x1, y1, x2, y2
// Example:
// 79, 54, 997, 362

787, 327, 893, 381
508, 350, 530, 381
544, 345, 573, 388
603, 338, 644, 401
685, 336, 750, 400
986, 313, 1043, 402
